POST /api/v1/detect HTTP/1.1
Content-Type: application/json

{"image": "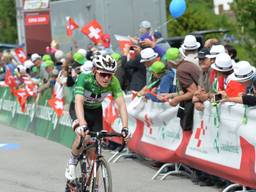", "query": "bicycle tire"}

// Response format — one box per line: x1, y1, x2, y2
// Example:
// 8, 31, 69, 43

89, 157, 112, 192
